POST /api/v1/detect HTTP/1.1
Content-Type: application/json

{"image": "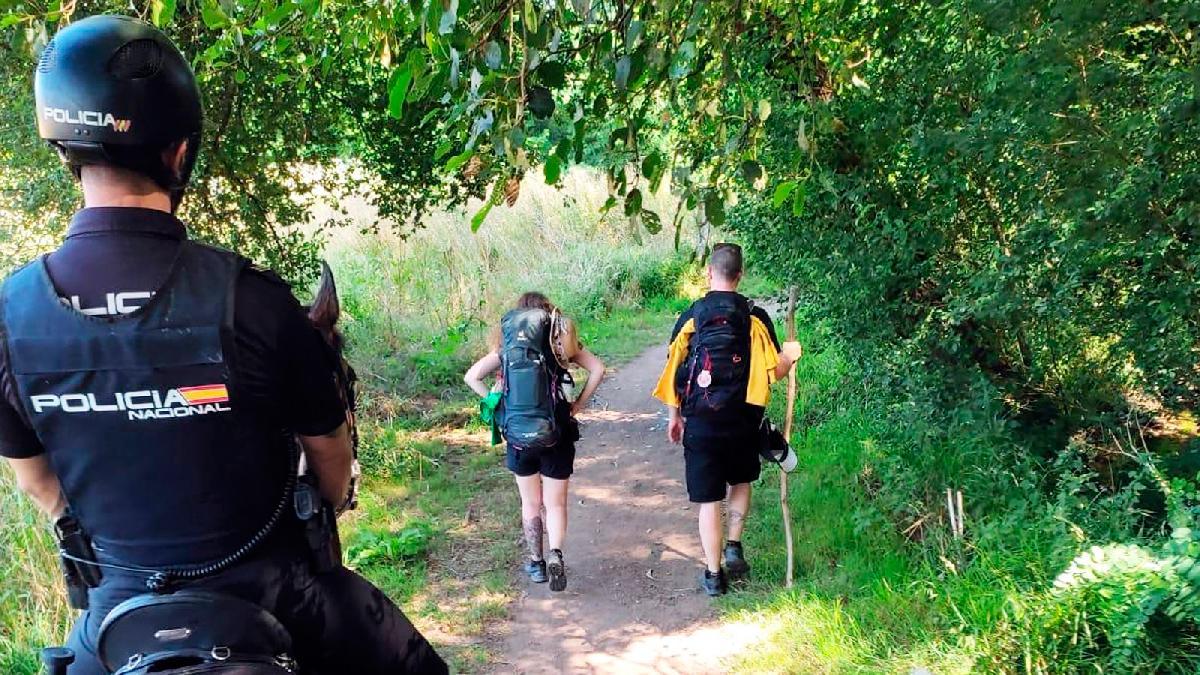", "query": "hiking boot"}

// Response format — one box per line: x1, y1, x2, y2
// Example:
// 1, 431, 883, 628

524, 559, 548, 584
547, 549, 567, 592
701, 568, 727, 597
724, 541, 750, 581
